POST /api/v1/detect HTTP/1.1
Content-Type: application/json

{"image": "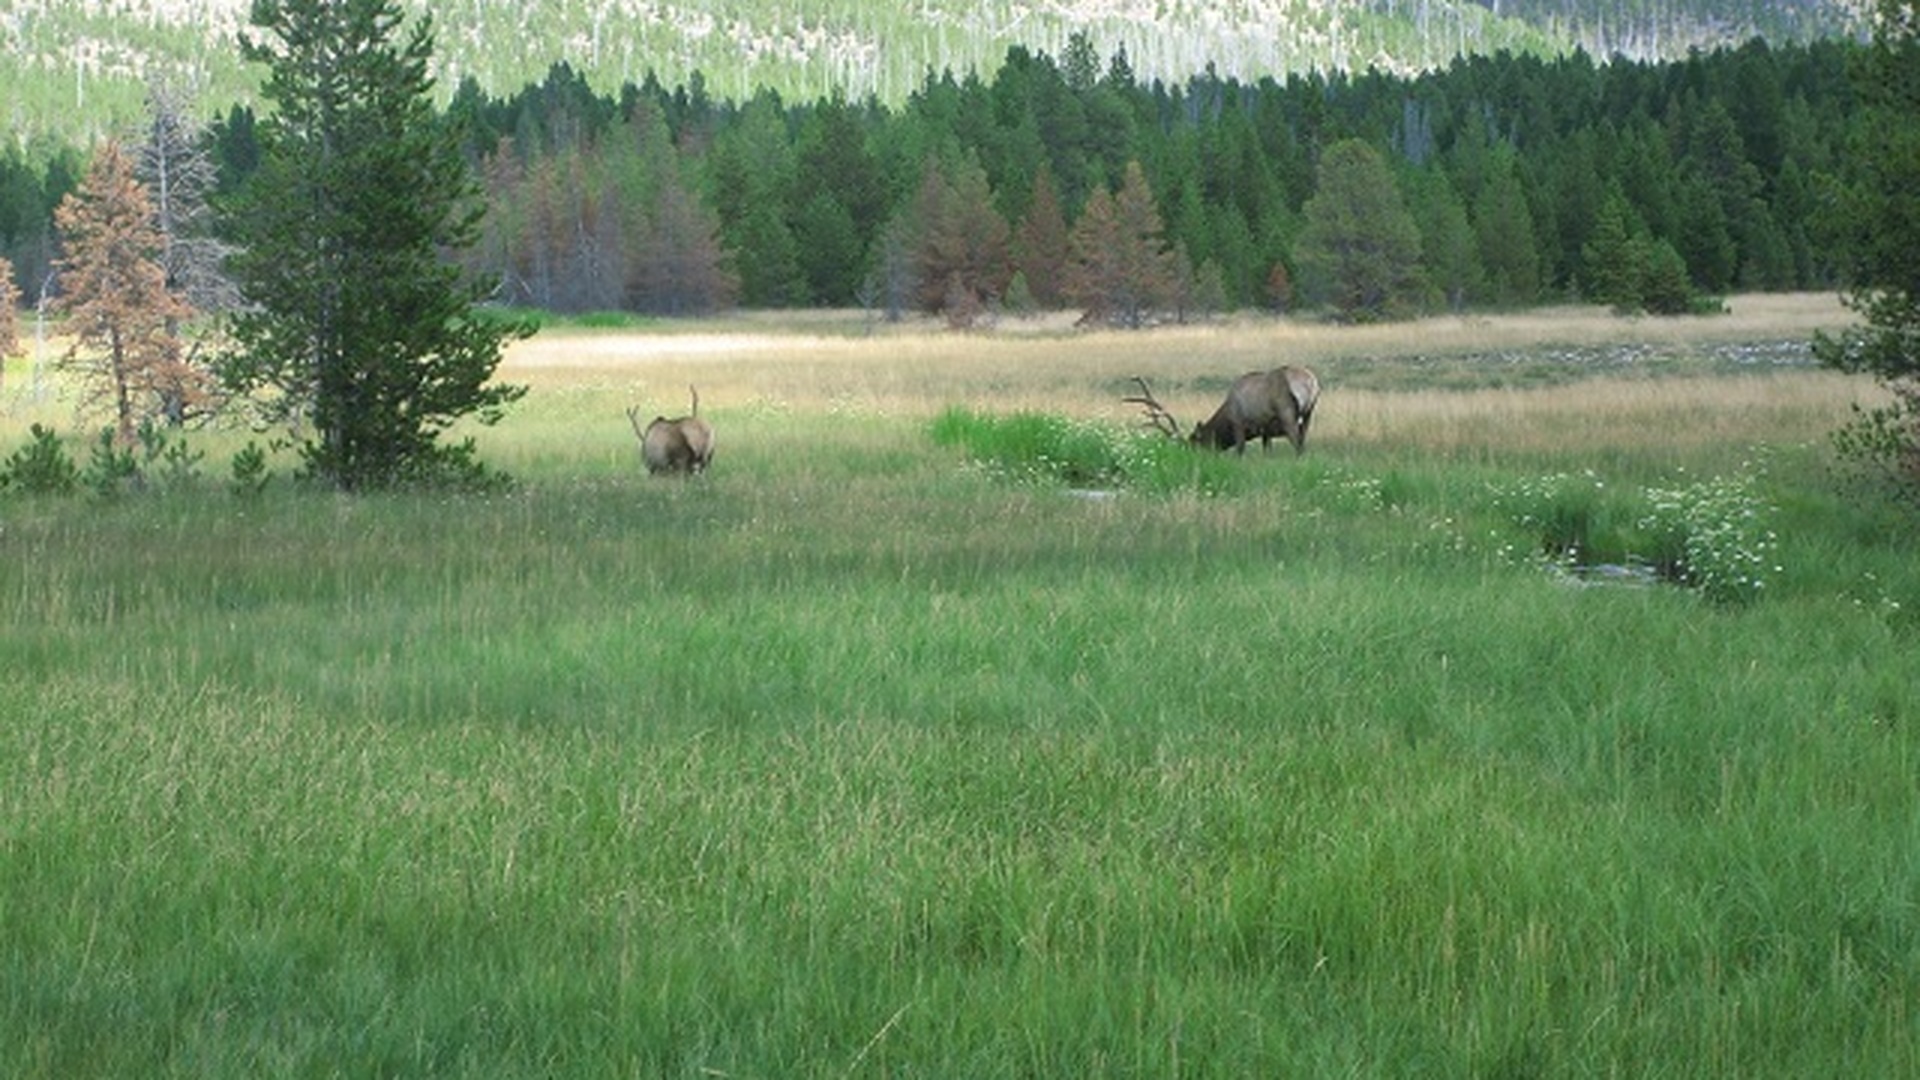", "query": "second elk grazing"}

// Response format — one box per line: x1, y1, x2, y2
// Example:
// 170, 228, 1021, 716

628, 386, 715, 475
1127, 367, 1321, 455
